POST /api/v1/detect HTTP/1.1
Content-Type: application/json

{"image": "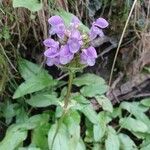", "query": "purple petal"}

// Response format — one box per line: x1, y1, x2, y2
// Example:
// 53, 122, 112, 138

87, 46, 97, 58
80, 49, 87, 64
70, 29, 81, 40
46, 57, 60, 66
68, 38, 81, 53
50, 23, 66, 38
89, 26, 104, 40
94, 18, 109, 29
43, 39, 59, 49
44, 48, 59, 58
48, 16, 64, 26
80, 51, 96, 66
59, 45, 74, 65
80, 46, 97, 66
71, 16, 80, 26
